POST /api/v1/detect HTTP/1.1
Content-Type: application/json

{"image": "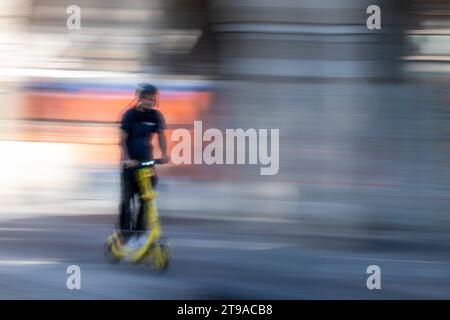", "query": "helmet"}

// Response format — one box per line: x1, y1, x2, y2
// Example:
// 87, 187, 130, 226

135, 83, 159, 99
